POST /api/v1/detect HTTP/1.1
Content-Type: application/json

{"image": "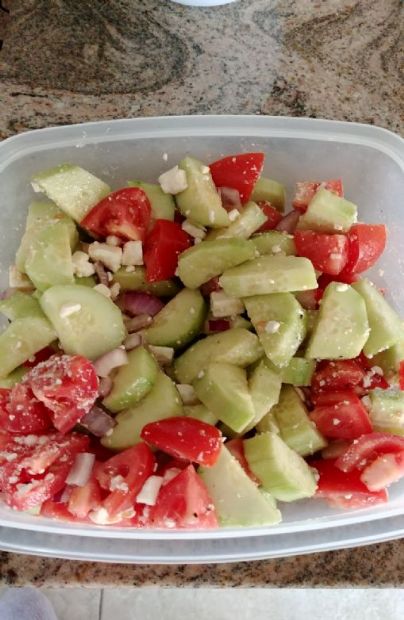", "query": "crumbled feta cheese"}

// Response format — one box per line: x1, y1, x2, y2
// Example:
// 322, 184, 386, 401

271, 244, 282, 254
181, 220, 206, 239
158, 165, 188, 194
122, 240, 143, 266
72, 251, 96, 277
136, 475, 163, 506
109, 475, 129, 493
177, 384, 199, 405
162, 152, 168, 161
209, 211, 215, 224
110, 282, 121, 300
228, 209, 240, 222
93, 283, 111, 298
197, 370, 205, 379
201, 165, 210, 174
88, 507, 123, 525
88, 242, 122, 273
59, 303, 82, 319
106, 235, 121, 247
8, 266, 32, 289
265, 320, 281, 334
336, 283, 349, 292
332, 418, 341, 426
125, 265, 135, 273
